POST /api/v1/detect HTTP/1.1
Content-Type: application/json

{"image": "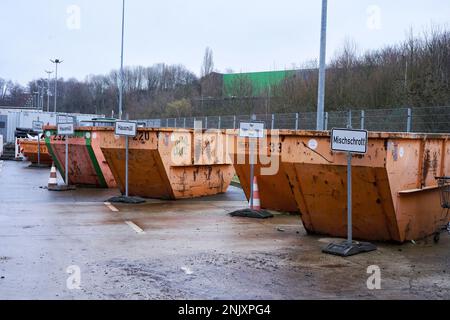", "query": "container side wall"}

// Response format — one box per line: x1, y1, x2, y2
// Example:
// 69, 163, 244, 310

283, 162, 400, 241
